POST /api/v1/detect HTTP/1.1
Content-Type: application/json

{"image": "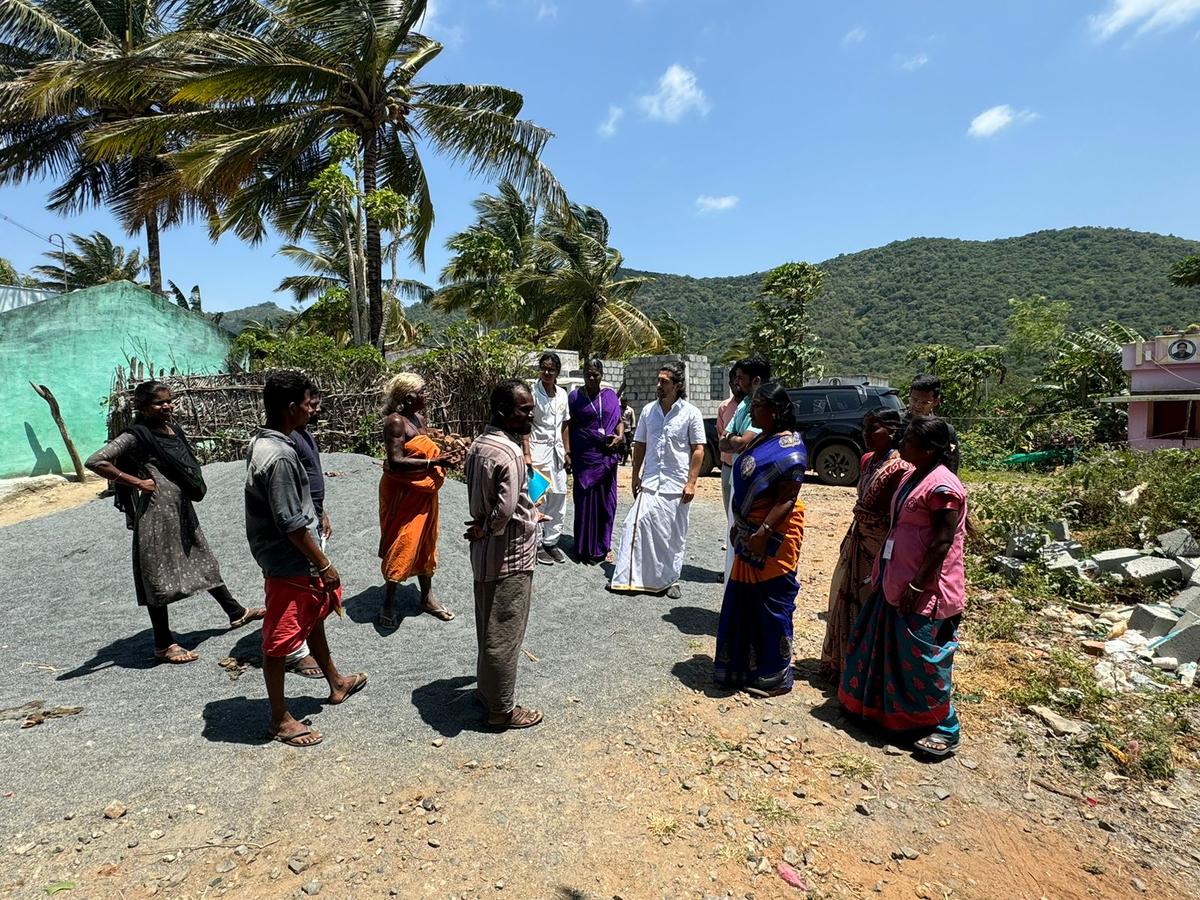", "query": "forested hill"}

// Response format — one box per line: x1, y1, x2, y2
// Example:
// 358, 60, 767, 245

628, 227, 1200, 375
